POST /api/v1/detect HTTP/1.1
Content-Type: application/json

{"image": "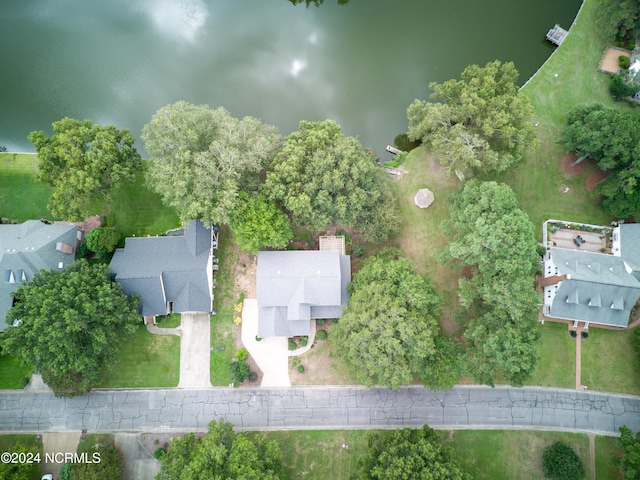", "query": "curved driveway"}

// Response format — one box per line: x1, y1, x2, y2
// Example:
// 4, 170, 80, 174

1, 386, 640, 436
